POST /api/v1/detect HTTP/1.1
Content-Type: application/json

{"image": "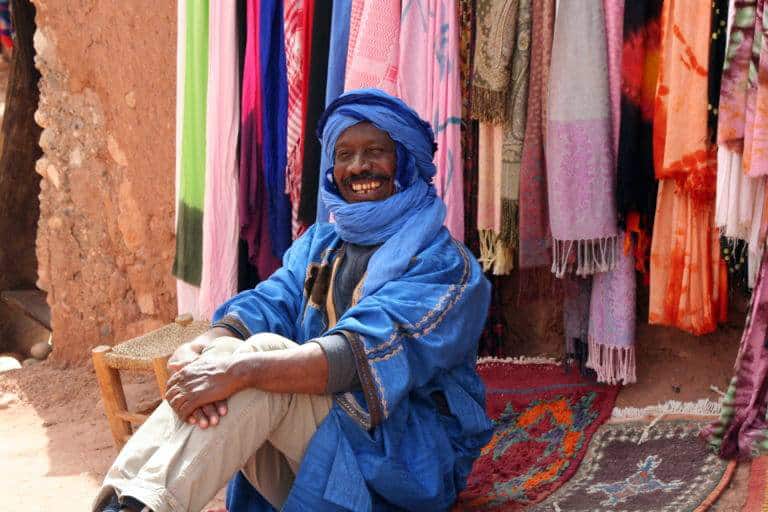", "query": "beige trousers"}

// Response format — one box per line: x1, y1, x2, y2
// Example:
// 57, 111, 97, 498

93, 333, 333, 512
